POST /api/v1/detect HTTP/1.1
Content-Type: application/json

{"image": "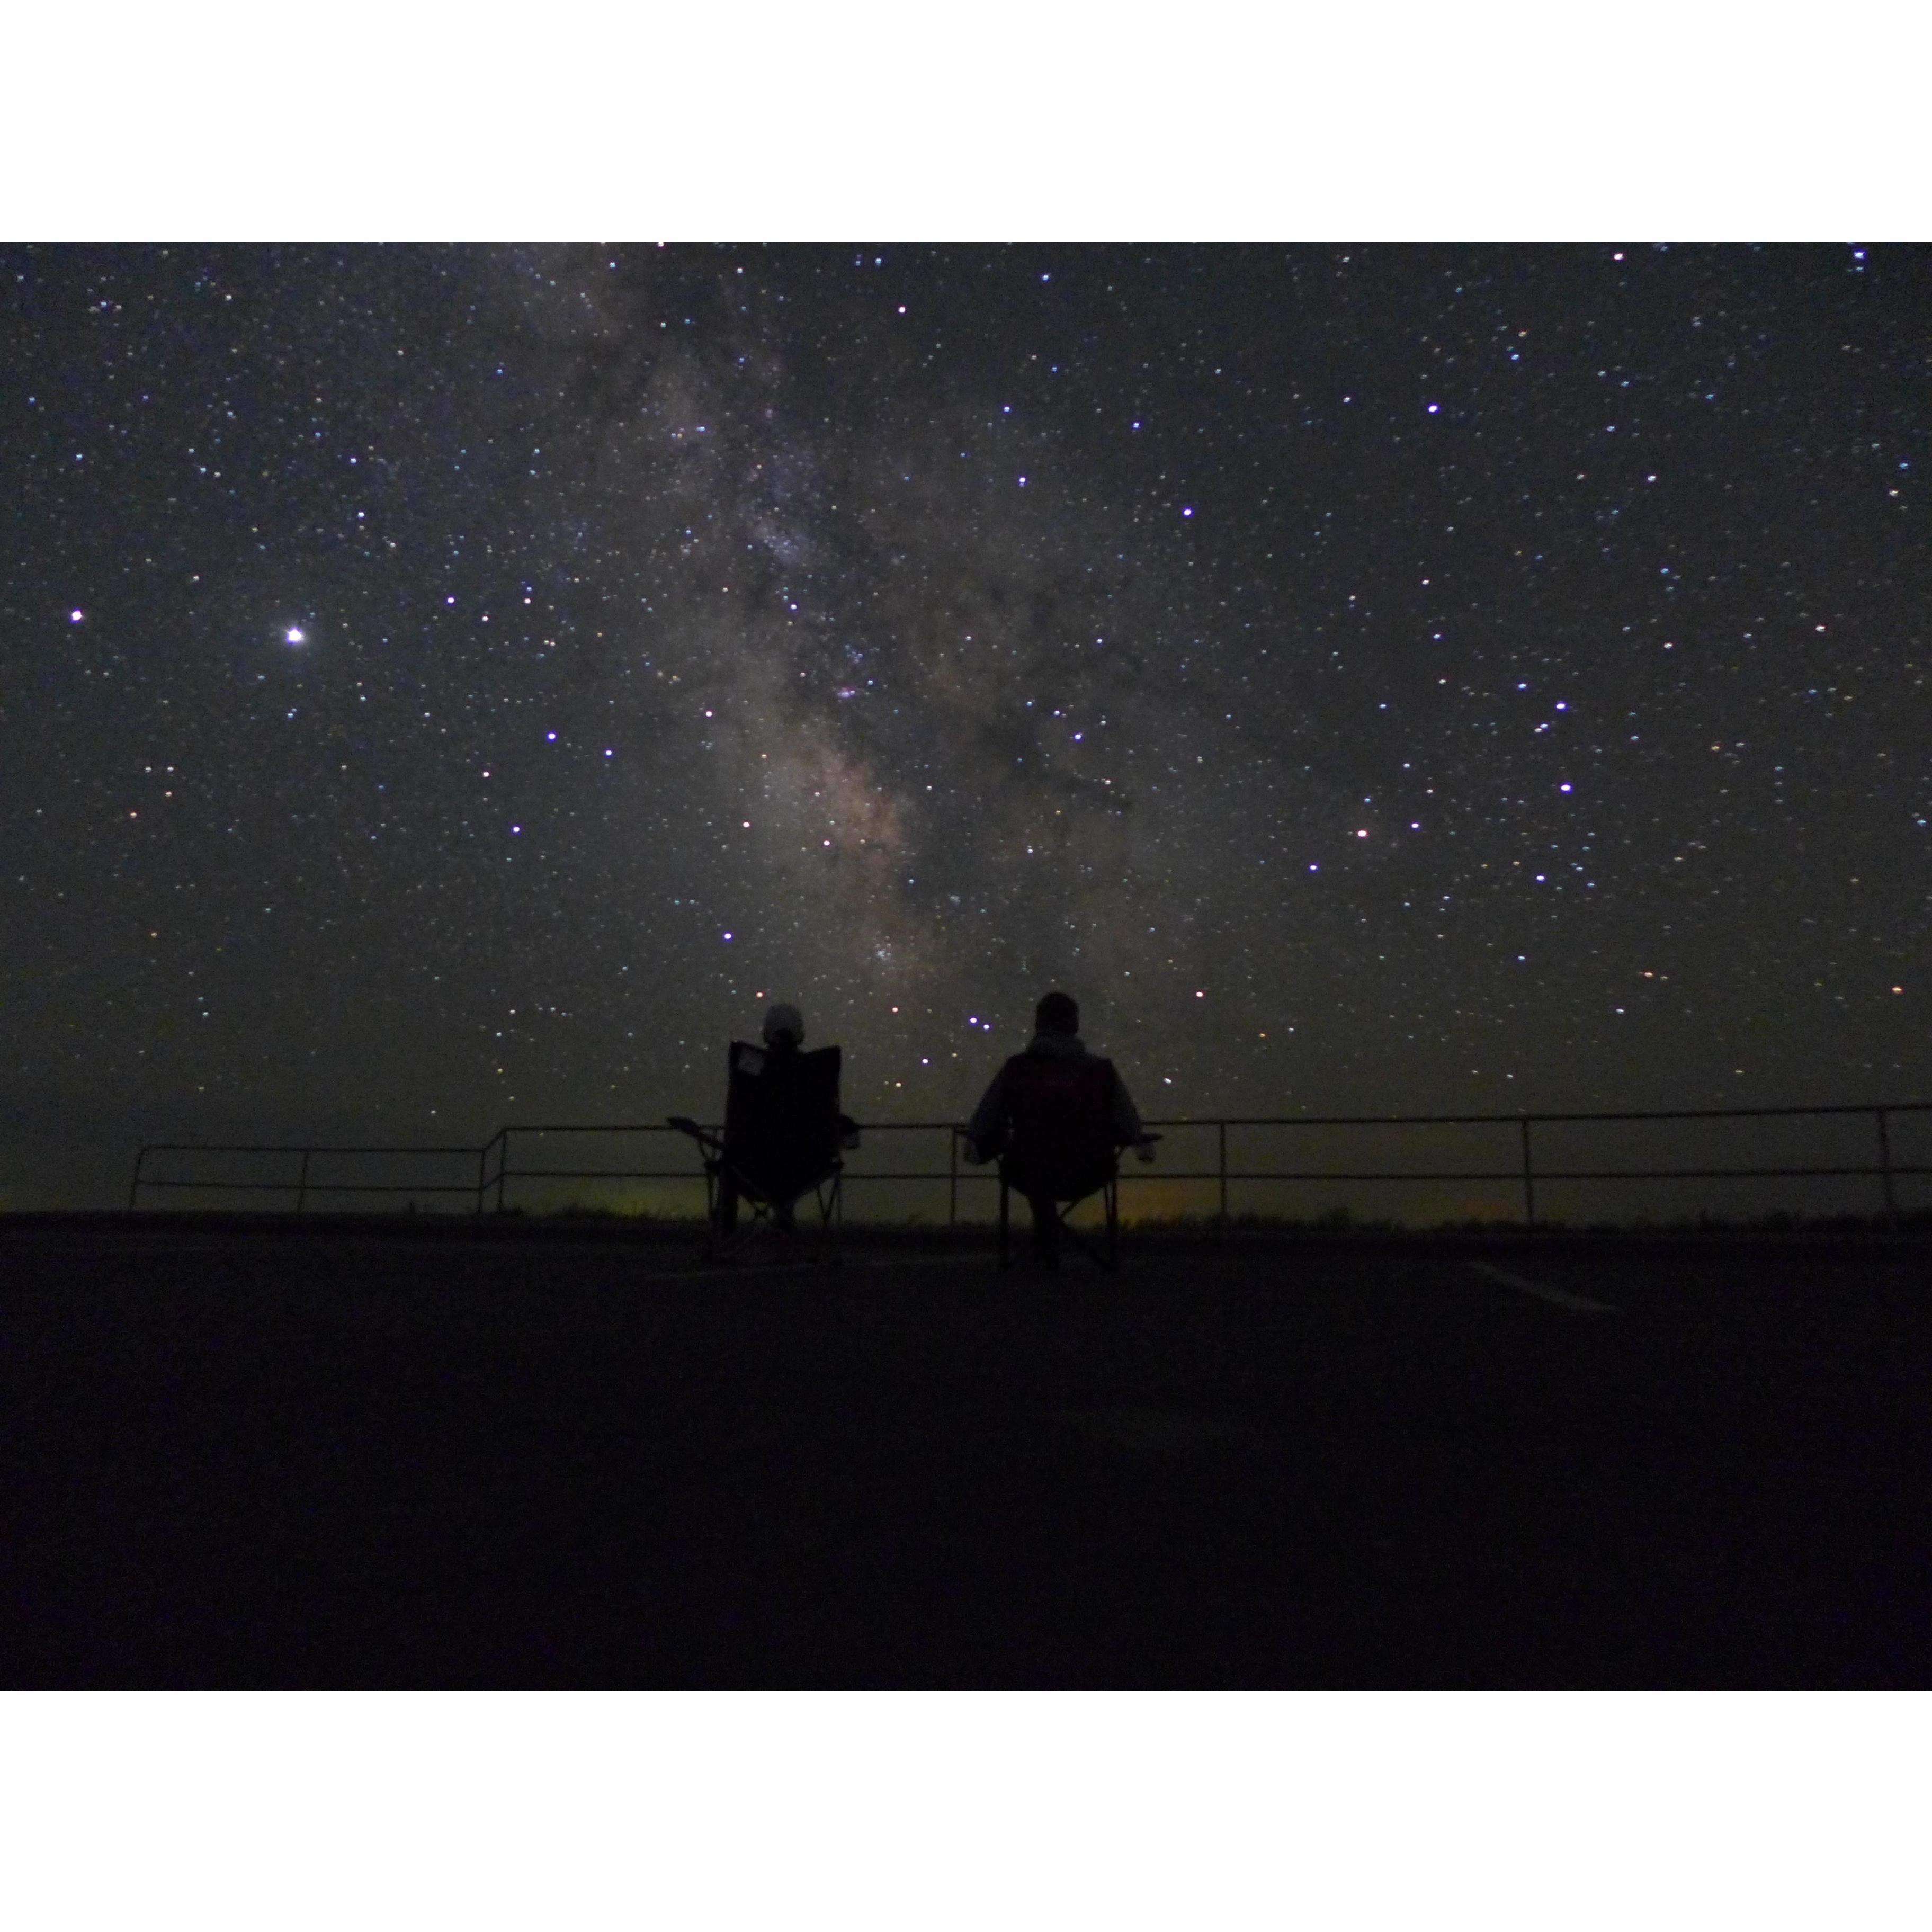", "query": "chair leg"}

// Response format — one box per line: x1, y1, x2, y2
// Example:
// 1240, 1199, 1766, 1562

1042, 1180, 1120, 1274
701, 1164, 722, 1258
708, 1166, 772, 1262
716, 1211, 758, 1261
819, 1171, 844, 1267
1046, 1200, 1068, 1272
